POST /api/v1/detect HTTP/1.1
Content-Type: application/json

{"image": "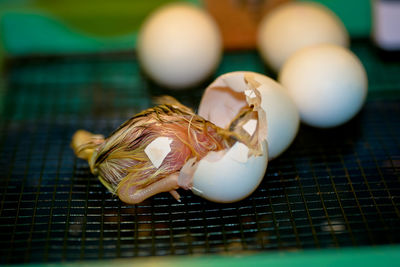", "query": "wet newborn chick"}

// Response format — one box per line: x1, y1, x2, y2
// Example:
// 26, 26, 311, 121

71, 97, 253, 204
